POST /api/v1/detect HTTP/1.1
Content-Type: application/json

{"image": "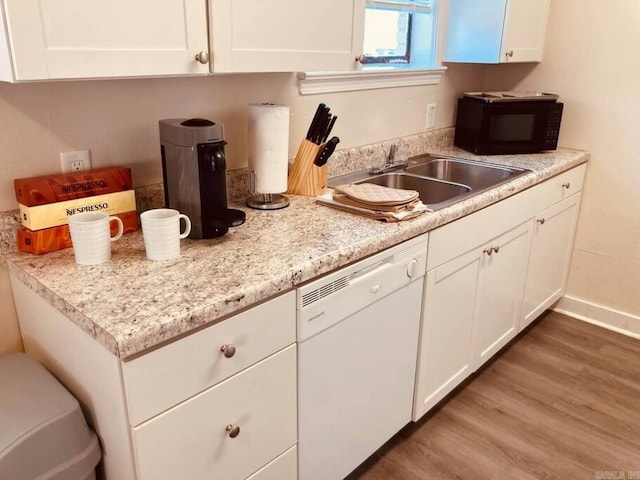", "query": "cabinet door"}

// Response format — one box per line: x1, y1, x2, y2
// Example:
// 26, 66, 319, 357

209, 0, 366, 72
501, 0, 550, 62
443, 0, 549, 63
521, 193, 582, 329
413, 248, 480, 421
473, 221, 531, 368
3, 0, 209, 80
